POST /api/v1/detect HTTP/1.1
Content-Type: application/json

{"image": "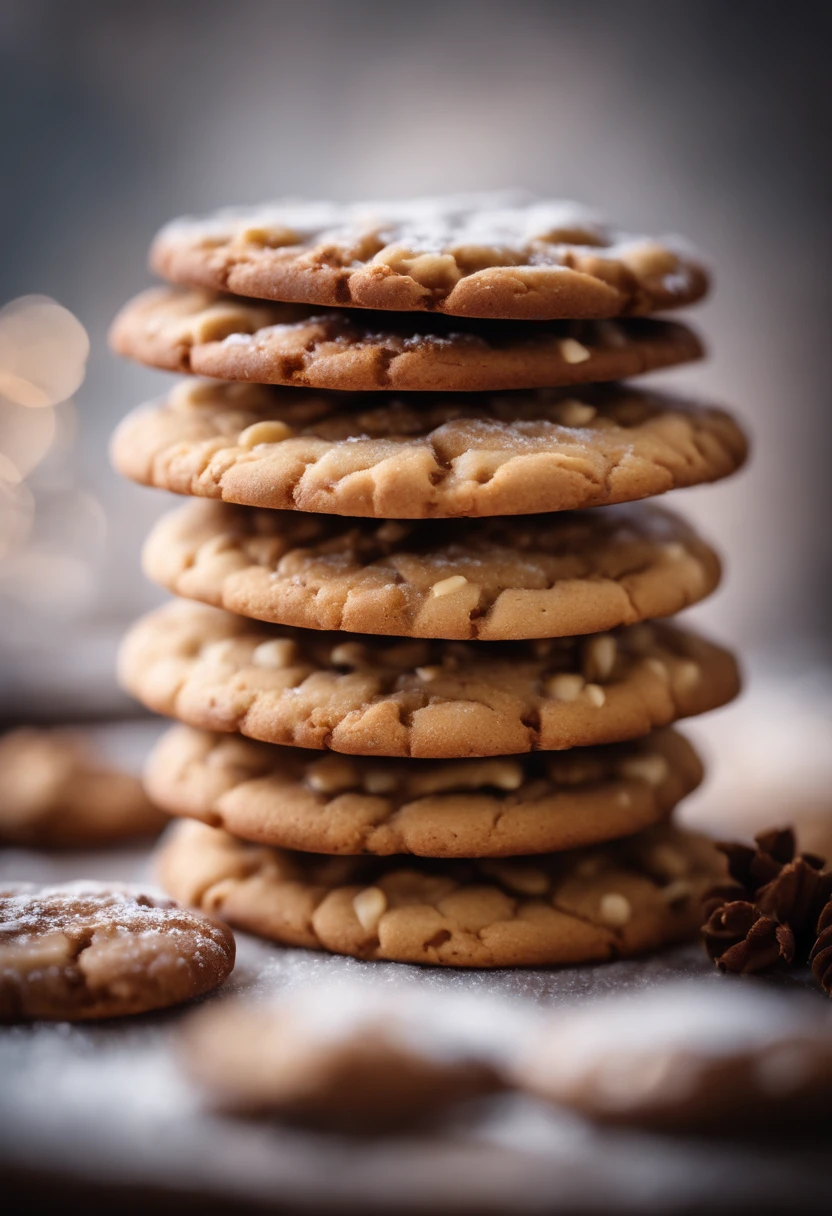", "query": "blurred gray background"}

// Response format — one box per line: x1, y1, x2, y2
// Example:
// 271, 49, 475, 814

0, 0, 830, 720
